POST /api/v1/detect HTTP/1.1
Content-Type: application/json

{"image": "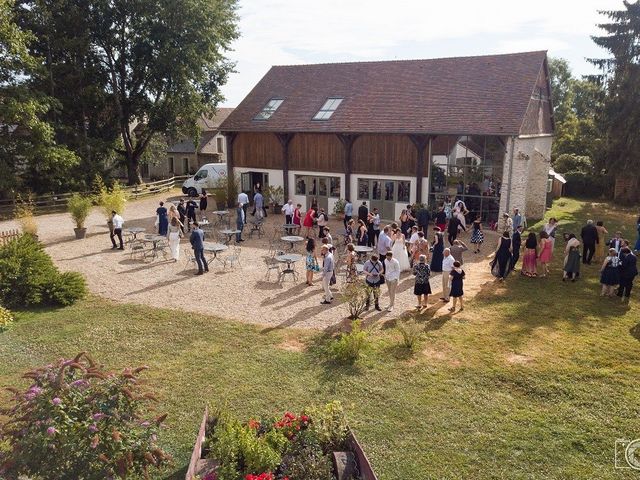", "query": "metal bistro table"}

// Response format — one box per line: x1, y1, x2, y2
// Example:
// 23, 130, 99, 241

212, 210, 230, 227
142, 234, 168, 261
282, 223, 297, 234
203, 242, 228, 263
281, 235, 305, 251
353, 245, 373, 261
220, 229, 241, 245
123, 226, 146, 242
276, 253, 302, 282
